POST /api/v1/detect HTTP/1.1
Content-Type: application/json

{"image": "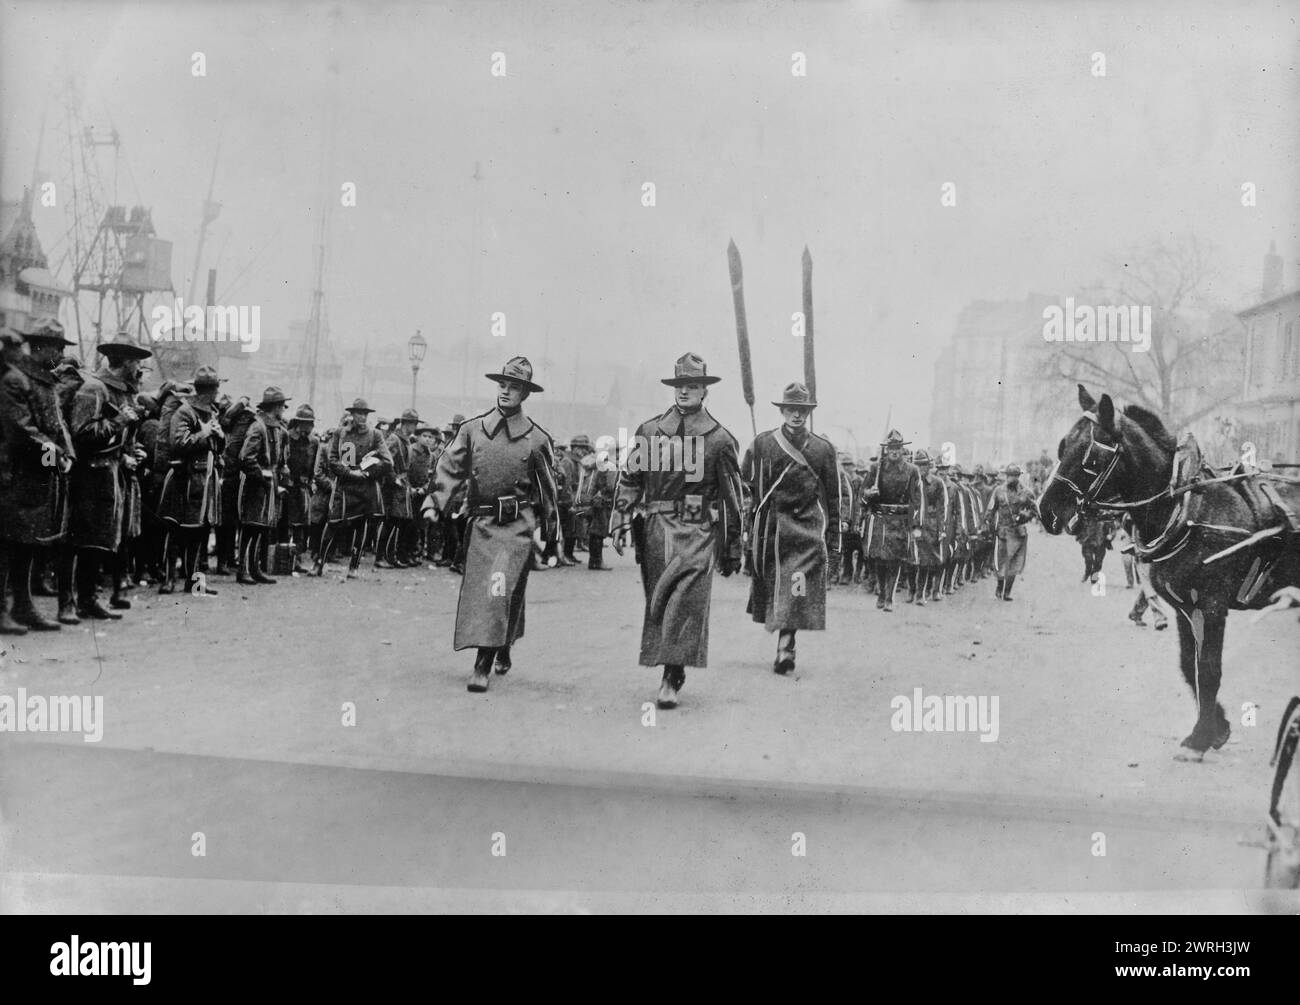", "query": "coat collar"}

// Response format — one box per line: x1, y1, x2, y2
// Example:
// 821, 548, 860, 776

14, 355, 57, 386
482, 407, 532, 441
655, 405, 719, 437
